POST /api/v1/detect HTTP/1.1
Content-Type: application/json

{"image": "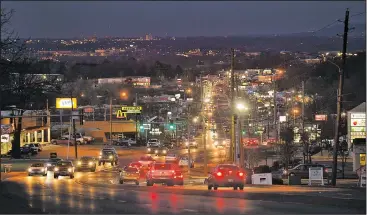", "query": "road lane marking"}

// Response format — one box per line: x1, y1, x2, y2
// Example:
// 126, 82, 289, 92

183, 209, 198, 213
118, 200, 127, 203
